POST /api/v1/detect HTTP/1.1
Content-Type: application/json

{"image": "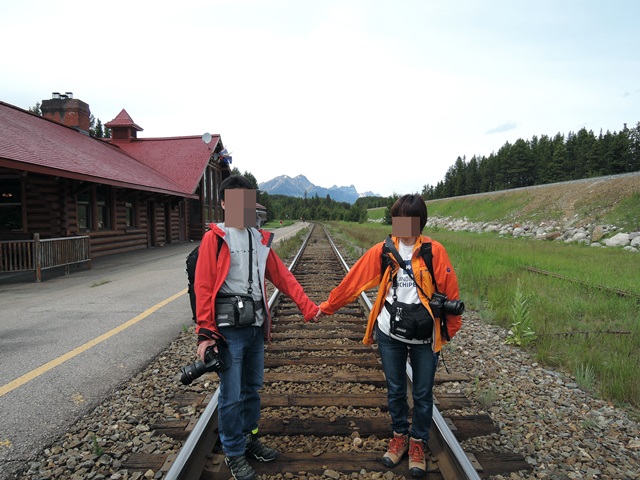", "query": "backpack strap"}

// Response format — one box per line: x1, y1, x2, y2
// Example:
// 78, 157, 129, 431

419, 241, 436, 289
217, 234, 224, 256
262, 230, 275, 248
